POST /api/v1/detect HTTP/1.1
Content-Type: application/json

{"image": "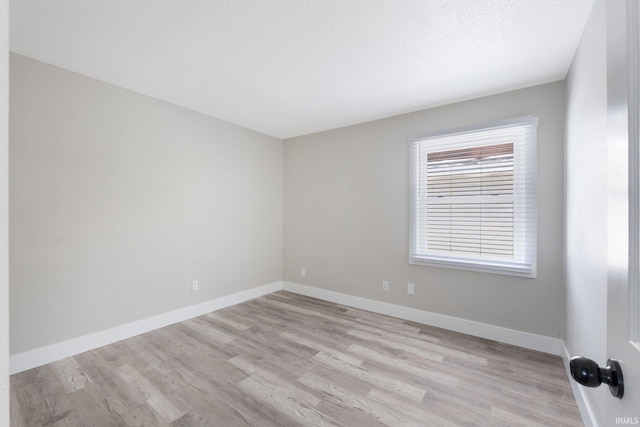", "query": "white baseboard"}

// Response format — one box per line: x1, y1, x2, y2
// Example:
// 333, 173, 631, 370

282, 281, 564, 356
12, 280, 563, 372
282, 284, 602, 423
9, 281, 282, 374
9, 280, 594, 425
561, 343, 600, 427
11, 280, 593, 425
